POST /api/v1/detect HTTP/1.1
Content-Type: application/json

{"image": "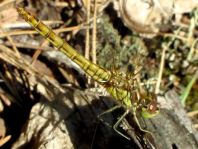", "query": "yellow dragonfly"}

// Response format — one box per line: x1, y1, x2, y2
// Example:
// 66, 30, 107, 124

17, 7, 159, 139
